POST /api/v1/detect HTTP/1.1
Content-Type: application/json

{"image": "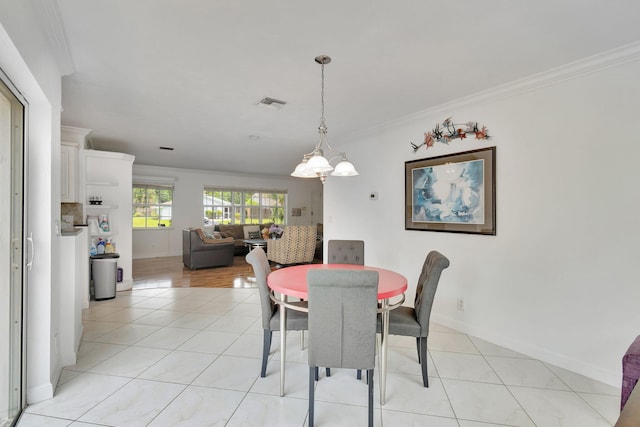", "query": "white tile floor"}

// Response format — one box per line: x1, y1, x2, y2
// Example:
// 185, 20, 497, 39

18, 287, 620, 426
